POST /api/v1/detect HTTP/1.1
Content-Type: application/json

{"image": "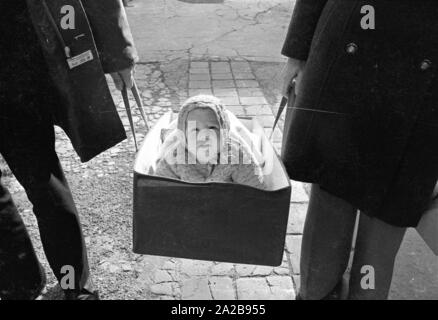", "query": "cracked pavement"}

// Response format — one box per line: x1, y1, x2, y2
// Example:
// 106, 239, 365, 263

1, 0, 436, 300
128, 0, 295, 62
